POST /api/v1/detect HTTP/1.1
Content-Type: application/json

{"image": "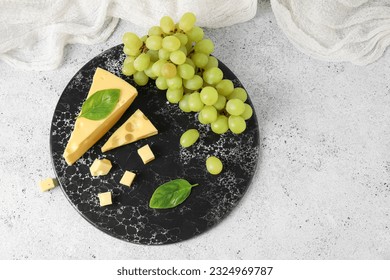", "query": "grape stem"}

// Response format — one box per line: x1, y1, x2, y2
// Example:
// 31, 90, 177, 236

196, 67, 204, 76
188, 47, 195, 55
141, 43, 148, 53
